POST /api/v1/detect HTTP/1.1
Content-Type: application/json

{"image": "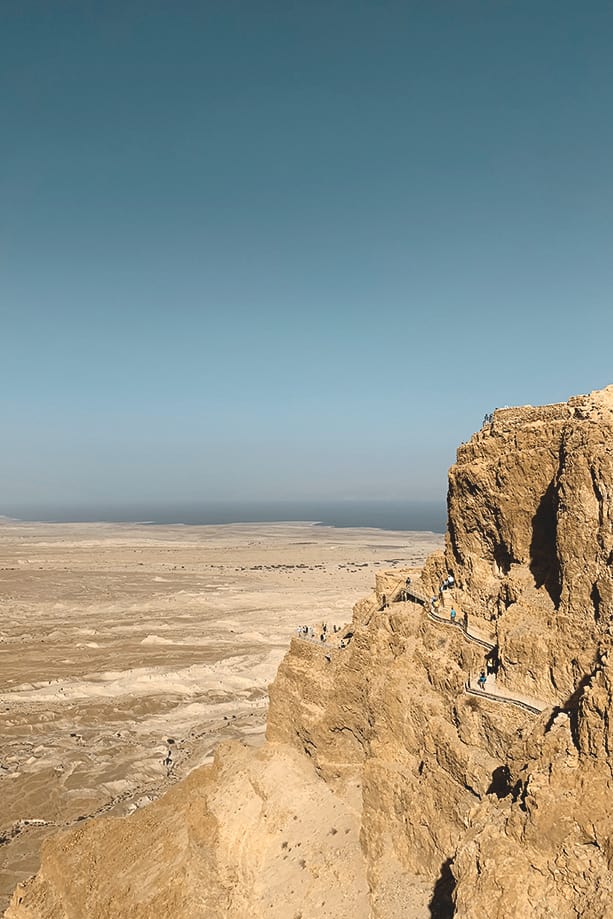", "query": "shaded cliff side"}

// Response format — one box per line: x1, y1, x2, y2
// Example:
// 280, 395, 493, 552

6, 386, 613, 918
